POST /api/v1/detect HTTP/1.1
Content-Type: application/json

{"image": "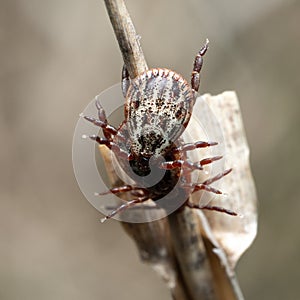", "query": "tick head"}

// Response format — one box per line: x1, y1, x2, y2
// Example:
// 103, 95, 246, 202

129, 151, 165, 182
129, 155, 151, 176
